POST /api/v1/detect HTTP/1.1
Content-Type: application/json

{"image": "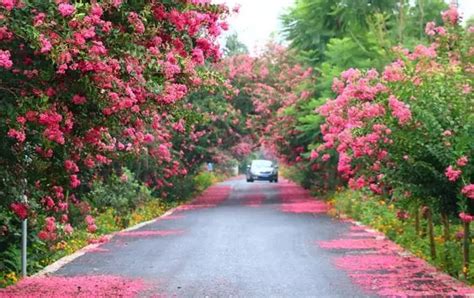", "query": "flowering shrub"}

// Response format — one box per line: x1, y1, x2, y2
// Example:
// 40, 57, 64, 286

315, 6, 473, 275
317, 9, 473, 216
